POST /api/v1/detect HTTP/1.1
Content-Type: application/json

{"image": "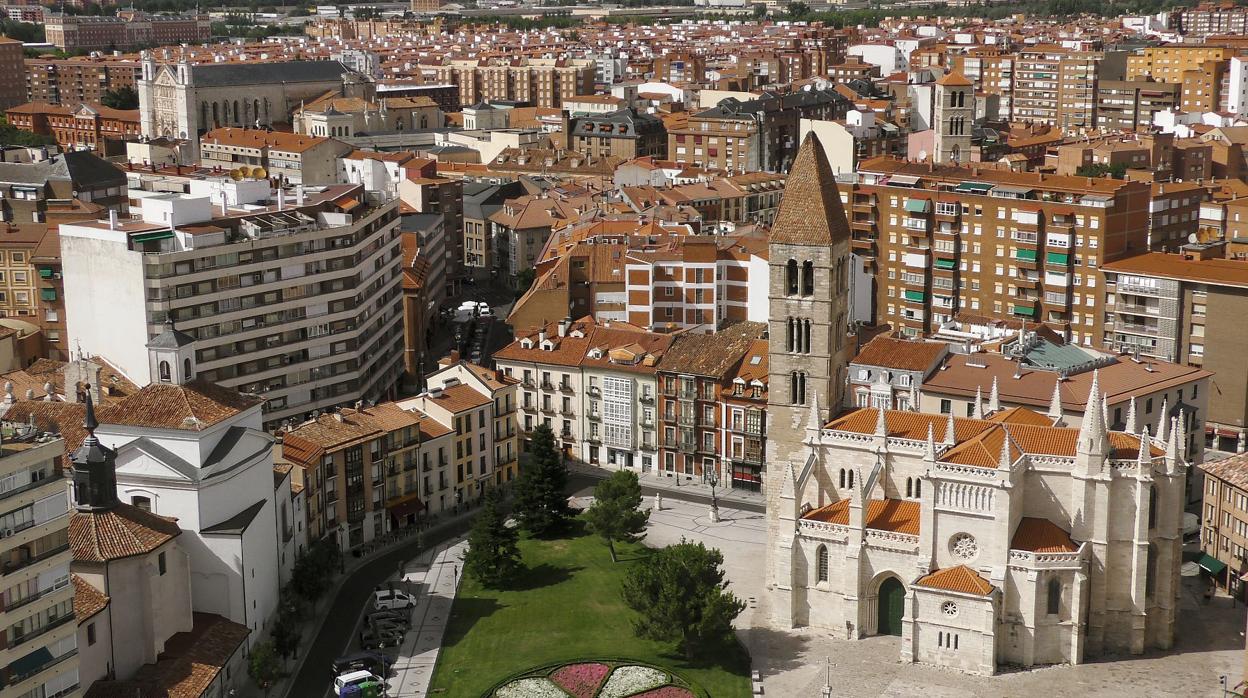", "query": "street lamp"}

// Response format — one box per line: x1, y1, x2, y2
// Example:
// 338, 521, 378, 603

706, 466, 720, 523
